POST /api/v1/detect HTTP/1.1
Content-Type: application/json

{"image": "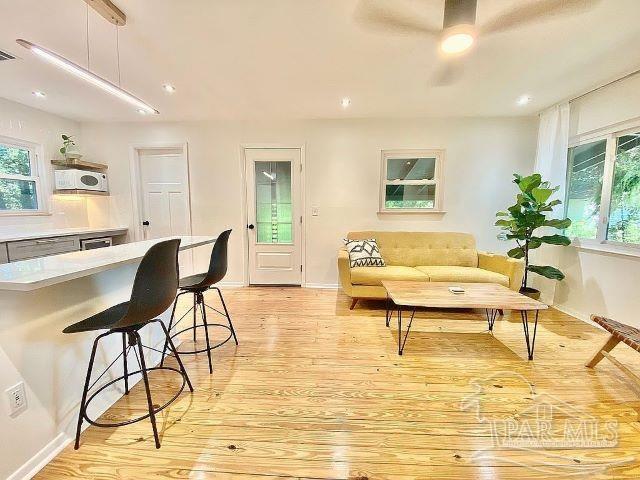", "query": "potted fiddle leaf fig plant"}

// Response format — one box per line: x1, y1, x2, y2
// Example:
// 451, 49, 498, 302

495, 173, 572, 299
